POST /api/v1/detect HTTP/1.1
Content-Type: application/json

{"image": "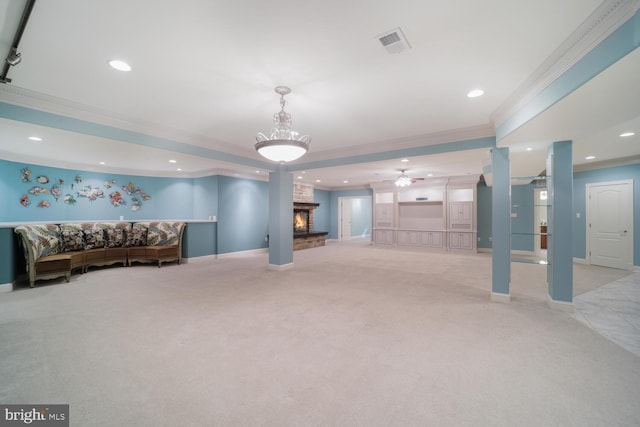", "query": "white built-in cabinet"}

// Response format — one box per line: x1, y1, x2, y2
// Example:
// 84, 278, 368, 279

371, 176, 478, 252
